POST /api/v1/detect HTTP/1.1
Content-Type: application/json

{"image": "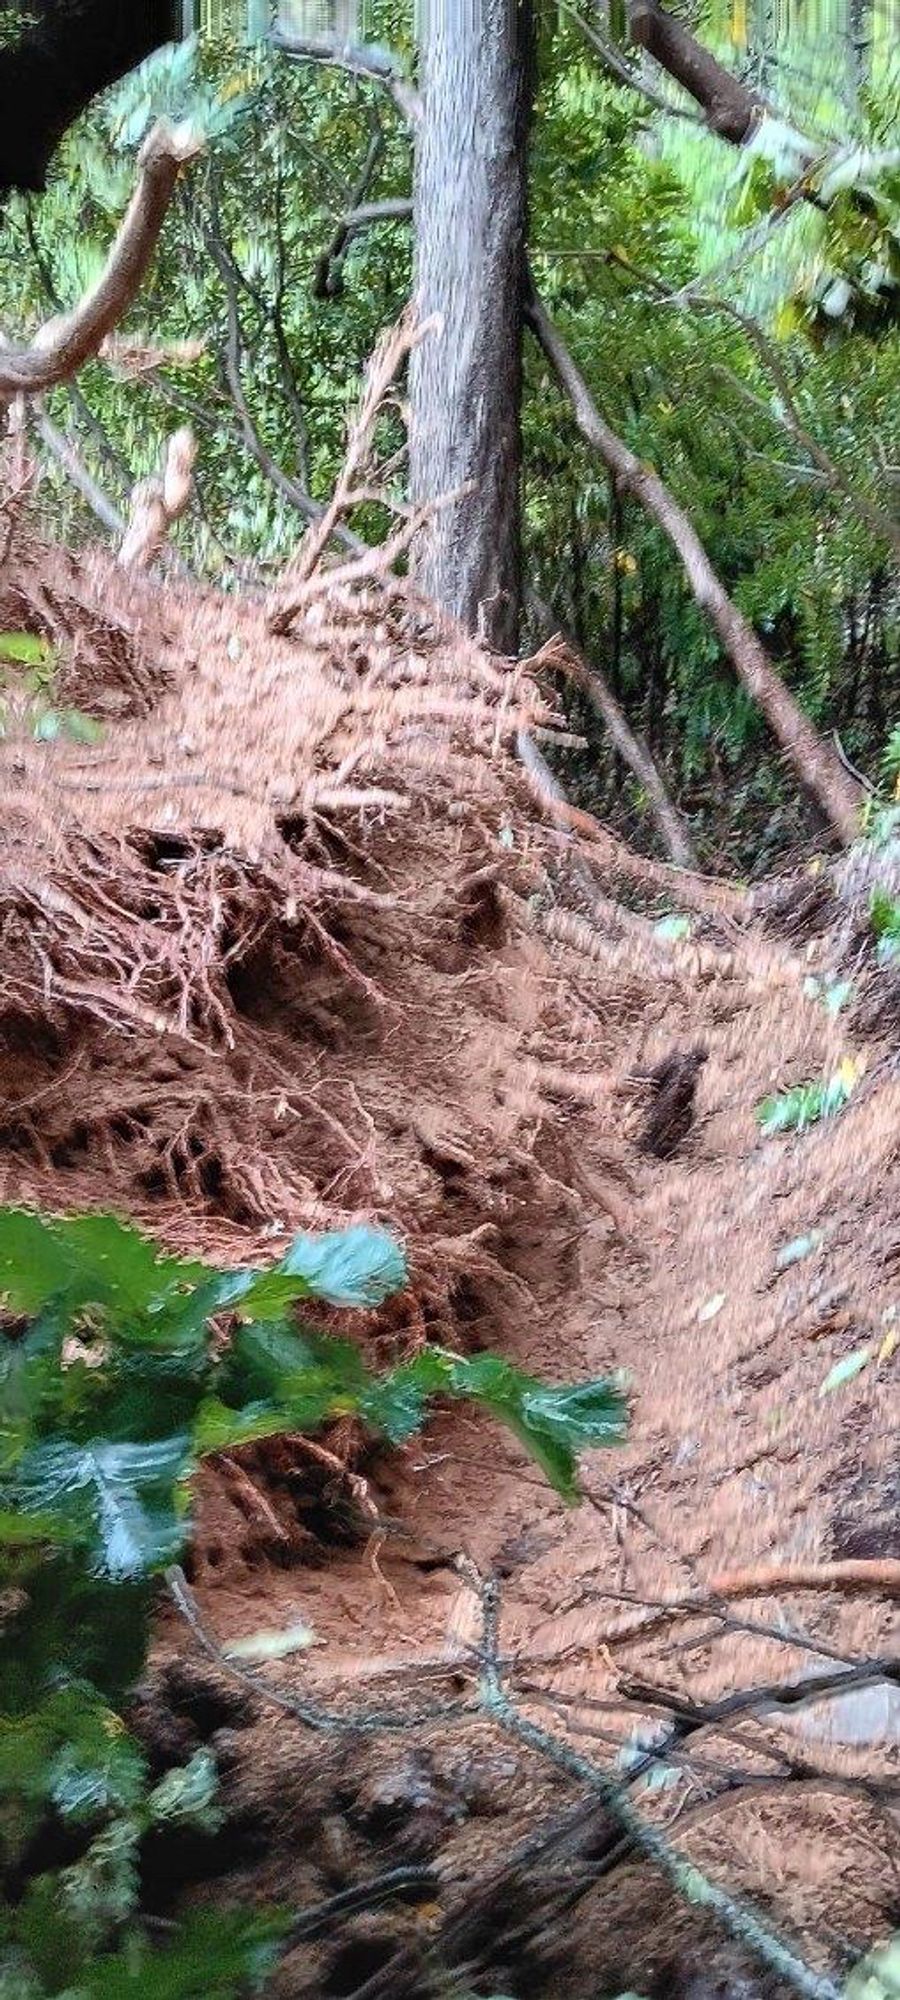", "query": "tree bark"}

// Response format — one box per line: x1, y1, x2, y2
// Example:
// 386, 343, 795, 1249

628, 0, 766, 141
0, 123, 200, 401
408, 0, 533, 654
526, 284, 862, 847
